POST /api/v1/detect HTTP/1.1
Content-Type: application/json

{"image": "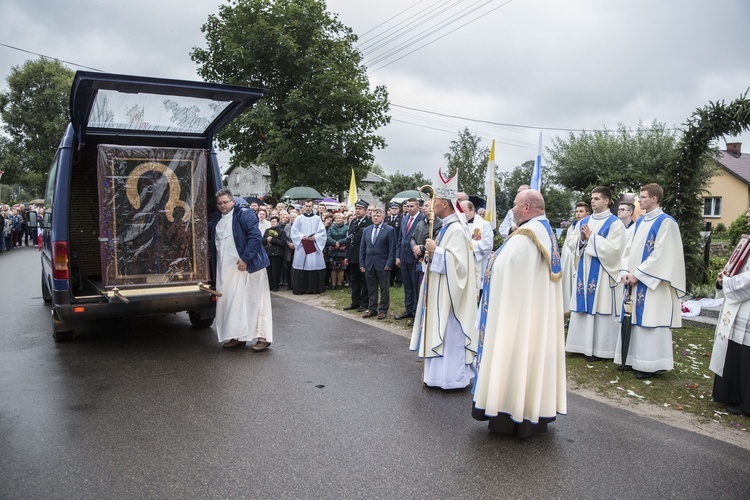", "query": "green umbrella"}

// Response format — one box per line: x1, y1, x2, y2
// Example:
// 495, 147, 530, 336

281, 186, 323, 200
